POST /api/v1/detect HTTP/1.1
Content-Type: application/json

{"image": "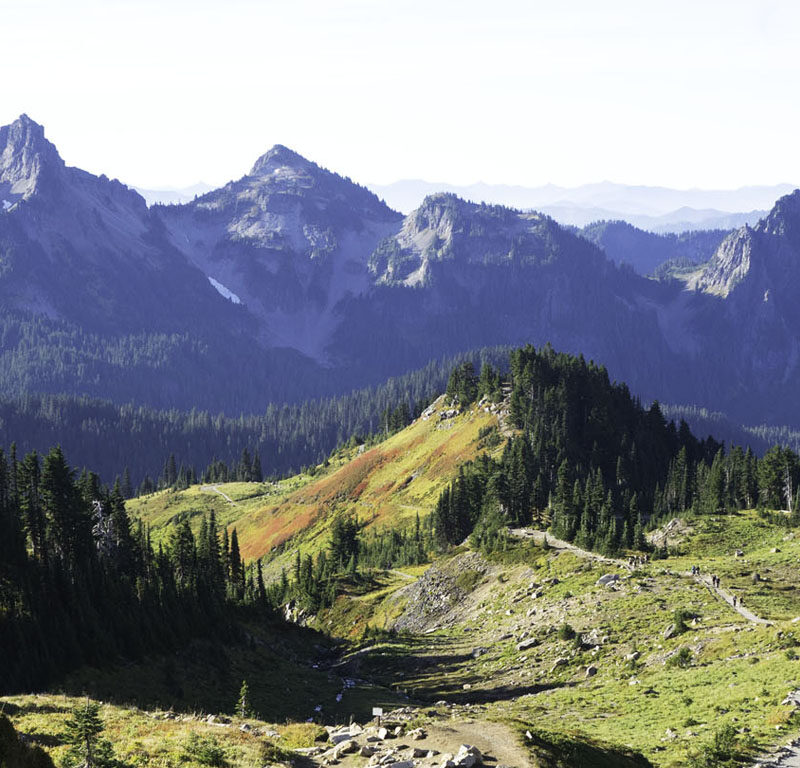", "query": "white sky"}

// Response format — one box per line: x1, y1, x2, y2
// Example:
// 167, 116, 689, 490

1, 0, 798, 190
